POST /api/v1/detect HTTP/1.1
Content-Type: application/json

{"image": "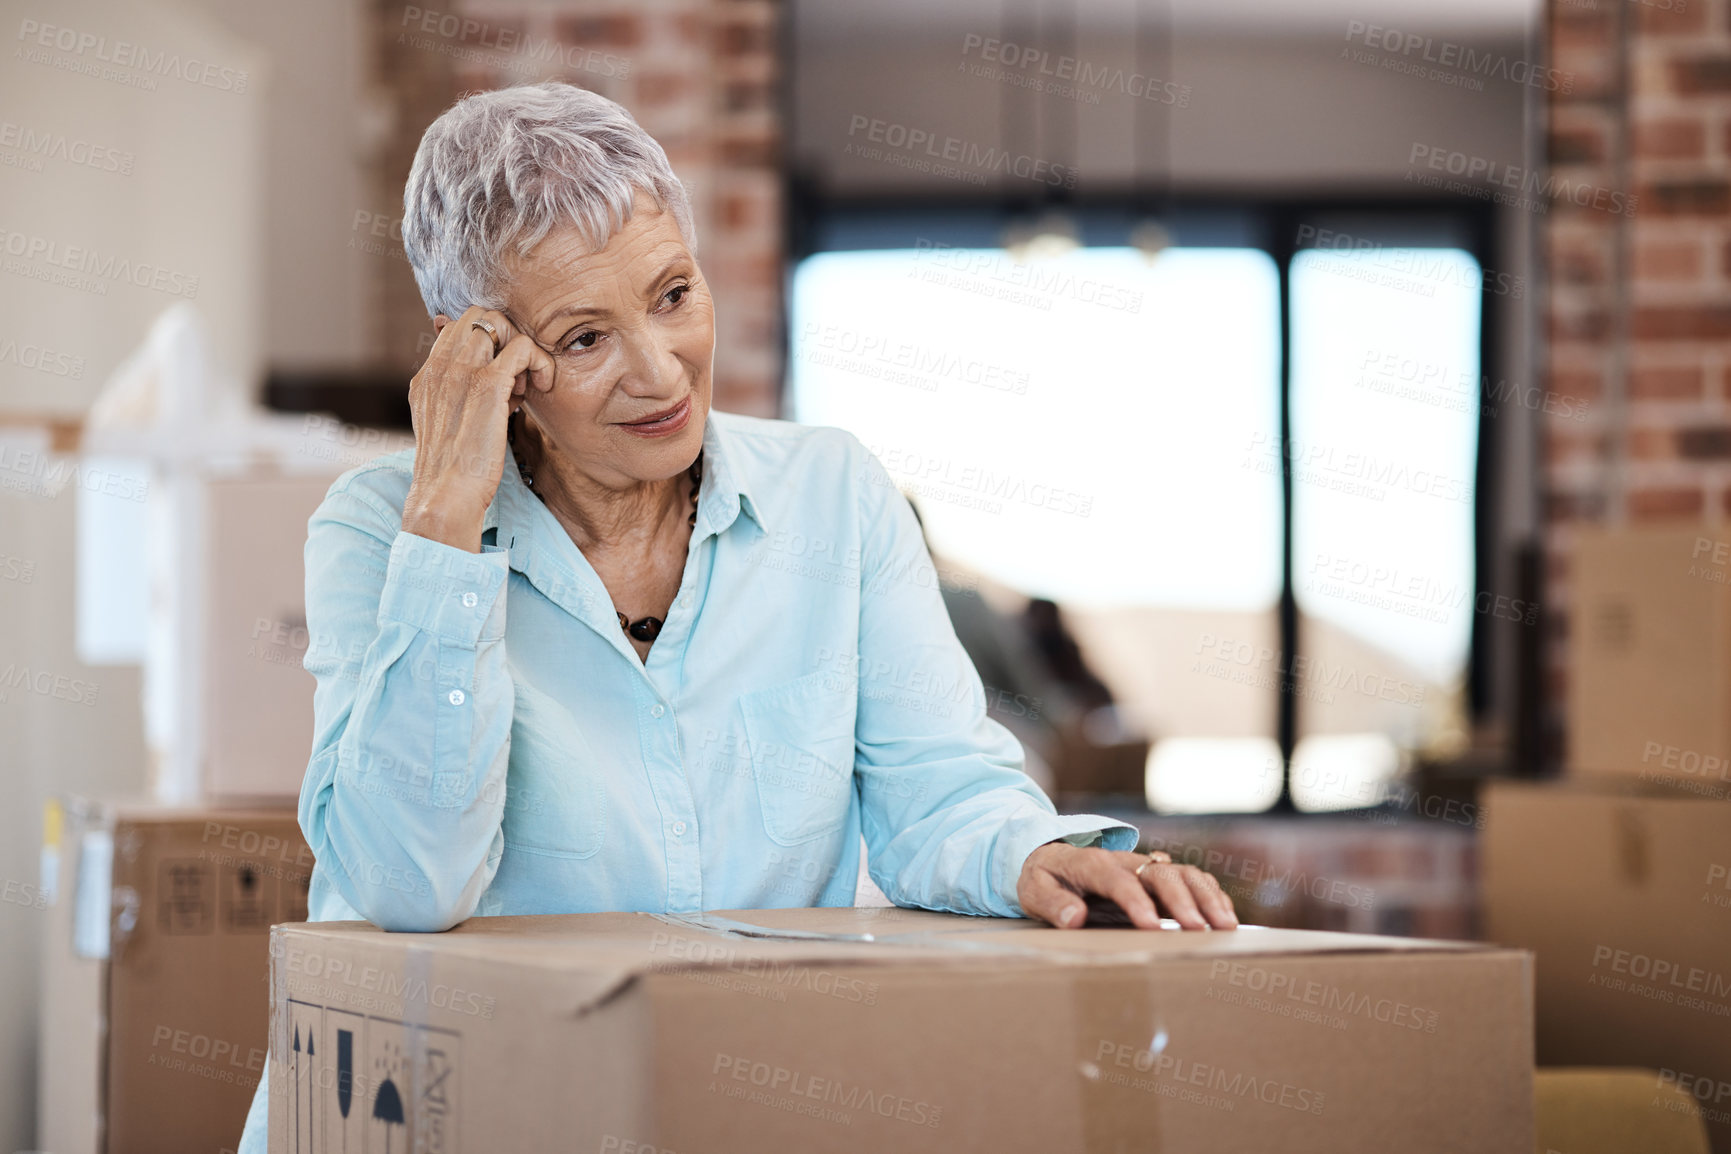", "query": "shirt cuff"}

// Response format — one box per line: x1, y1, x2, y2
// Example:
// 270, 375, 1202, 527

376, 532, 510, 645
996, 812, 1141, 917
